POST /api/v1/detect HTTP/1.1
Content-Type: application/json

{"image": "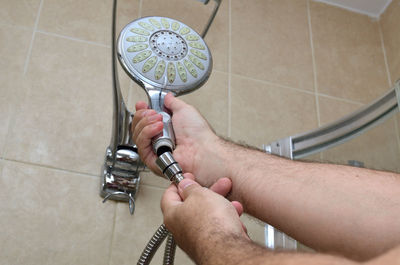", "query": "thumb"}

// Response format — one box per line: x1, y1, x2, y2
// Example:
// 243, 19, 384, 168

178, 177, 202, 200
164, 93, 187, 112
